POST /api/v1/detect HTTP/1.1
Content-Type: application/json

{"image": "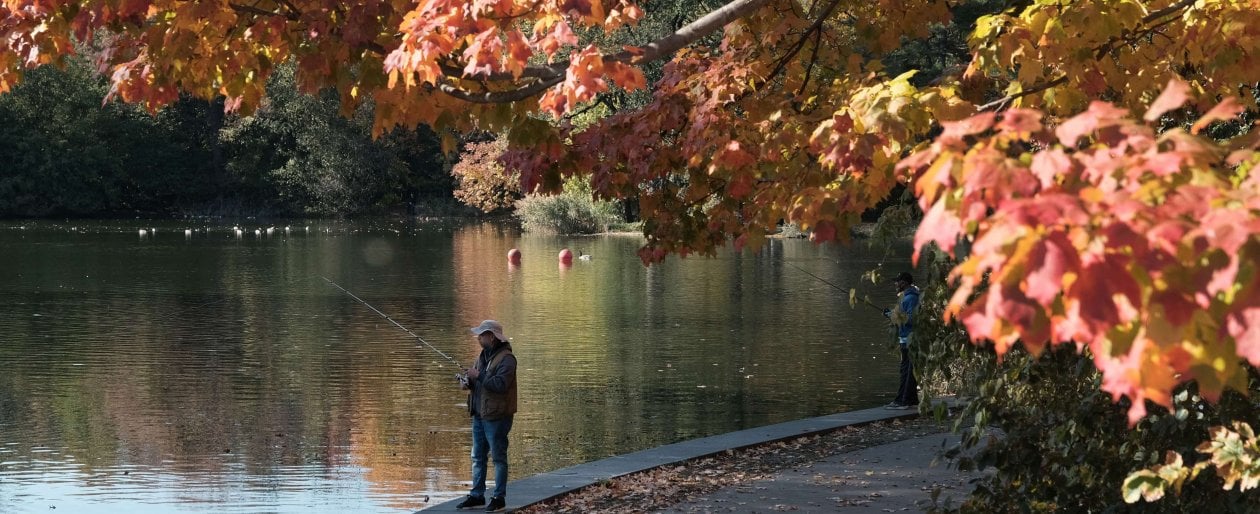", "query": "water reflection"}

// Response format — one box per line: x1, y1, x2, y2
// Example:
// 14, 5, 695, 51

0, 219, 911, 512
